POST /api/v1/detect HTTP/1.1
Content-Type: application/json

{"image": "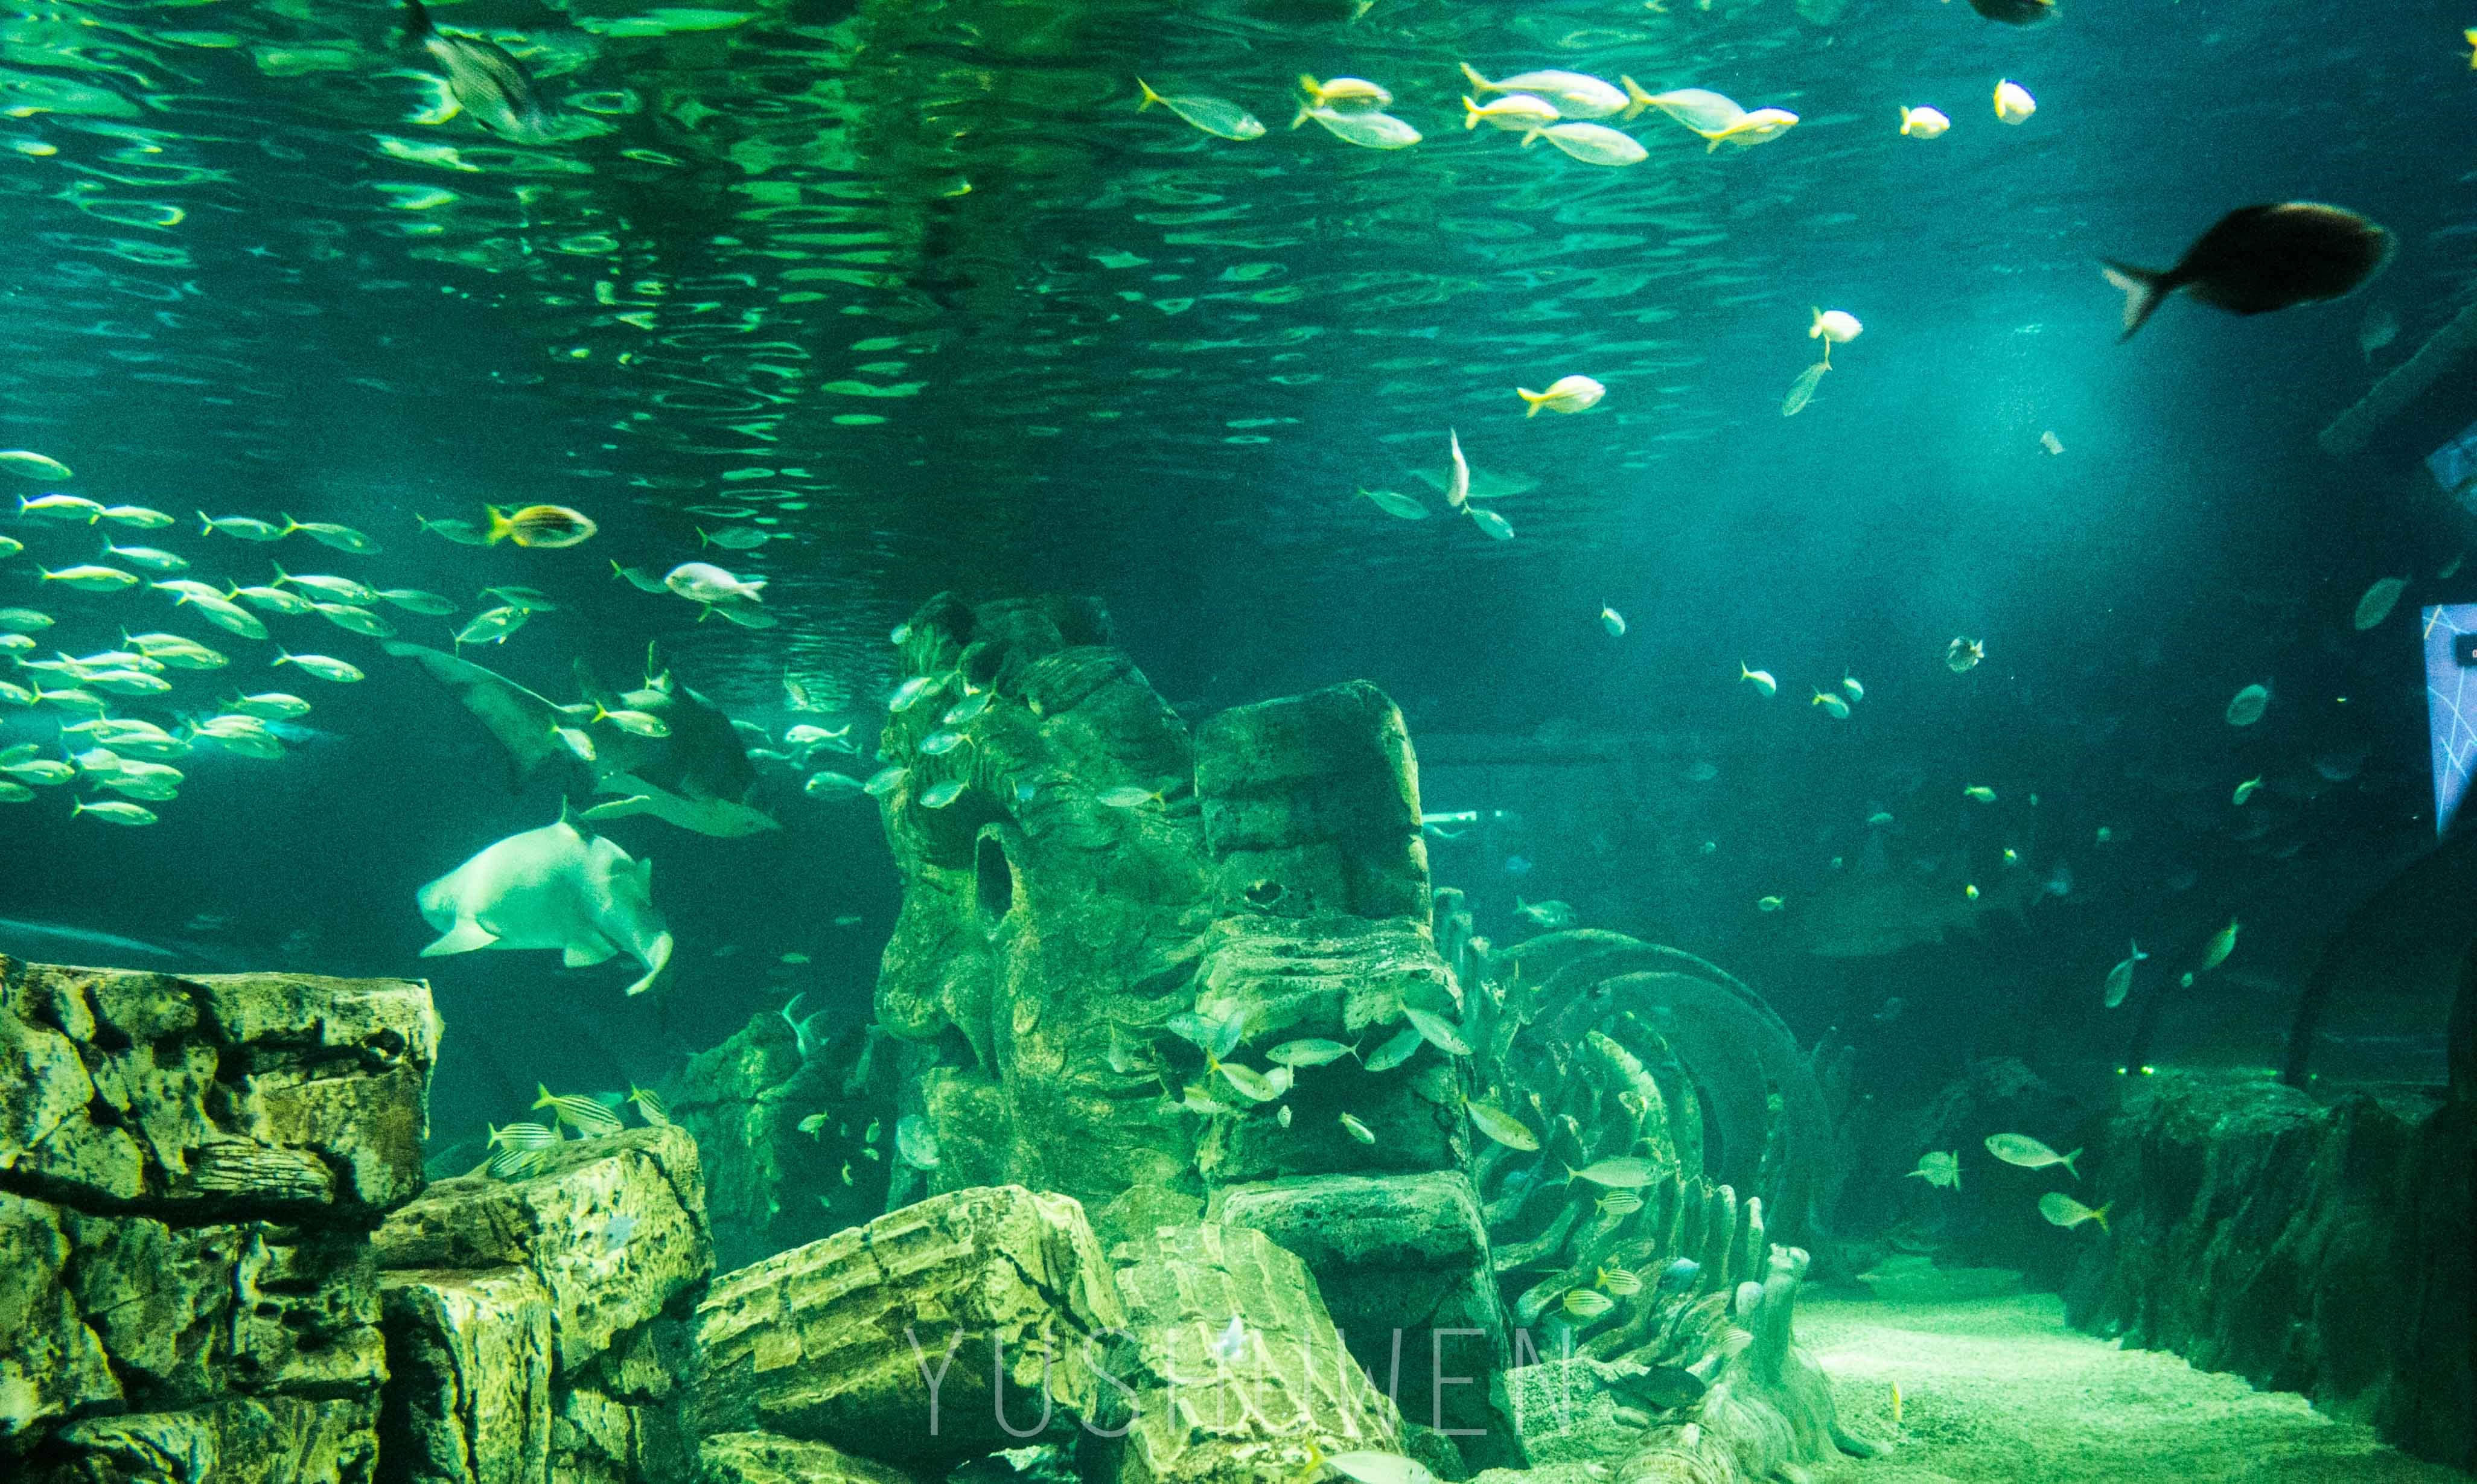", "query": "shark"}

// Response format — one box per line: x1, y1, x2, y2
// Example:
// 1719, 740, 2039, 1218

383, 640, 777, 837
416, 803, 674, 995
